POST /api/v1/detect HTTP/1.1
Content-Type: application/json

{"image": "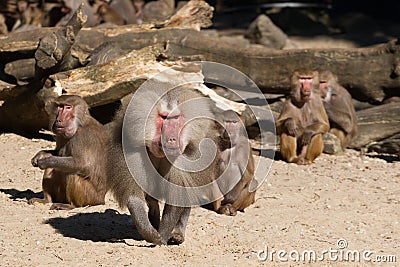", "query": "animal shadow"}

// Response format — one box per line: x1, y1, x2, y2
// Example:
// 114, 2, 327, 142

0, 189, 145, 244
45, 209, 144, 243
0, 188, 43, 201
